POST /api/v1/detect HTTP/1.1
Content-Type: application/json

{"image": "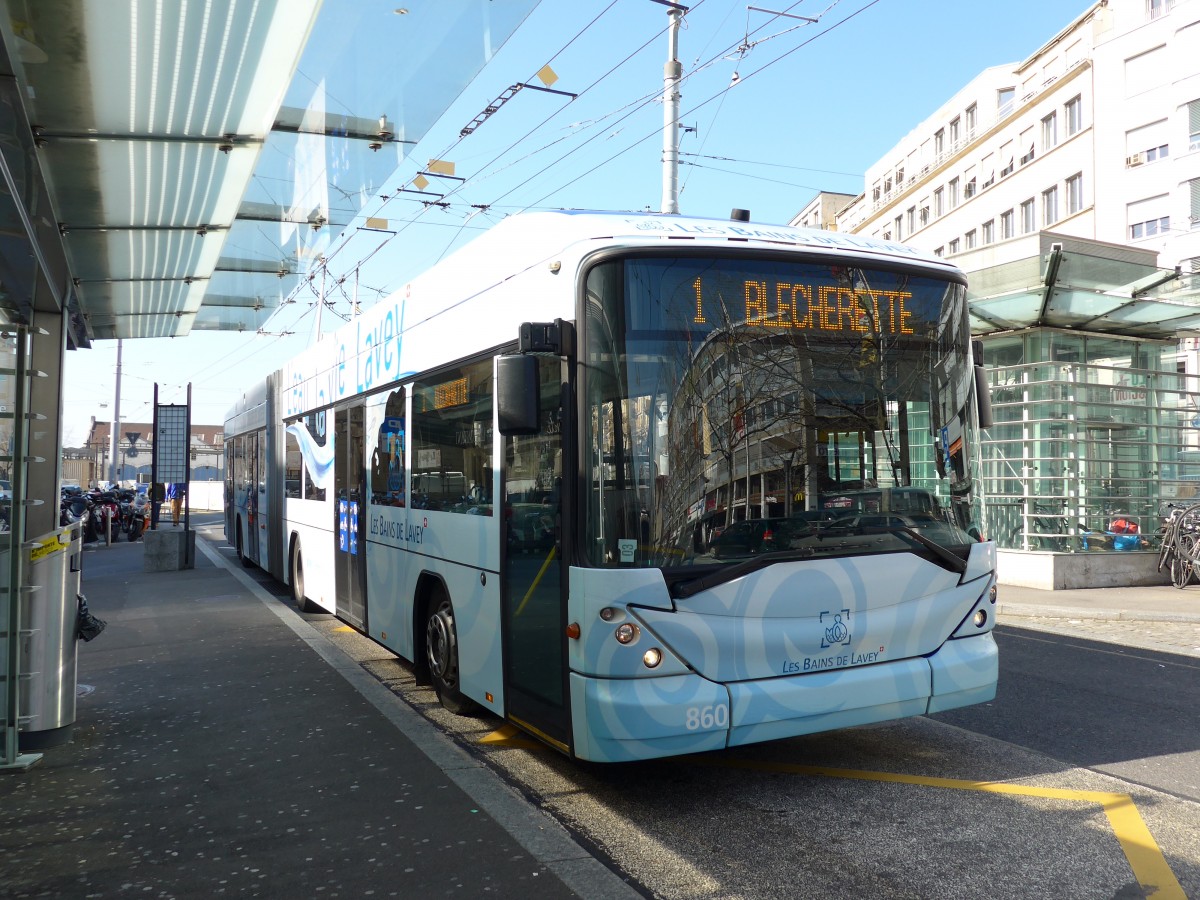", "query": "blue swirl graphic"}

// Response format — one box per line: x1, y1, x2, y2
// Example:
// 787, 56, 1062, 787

287, 421, 336, 489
